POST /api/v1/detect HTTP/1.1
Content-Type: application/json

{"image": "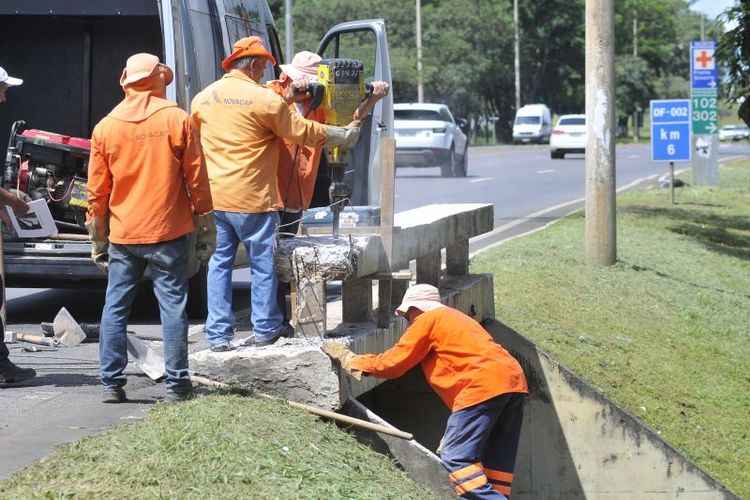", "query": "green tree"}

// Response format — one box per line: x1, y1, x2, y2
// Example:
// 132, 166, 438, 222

717, 1, 750, 125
